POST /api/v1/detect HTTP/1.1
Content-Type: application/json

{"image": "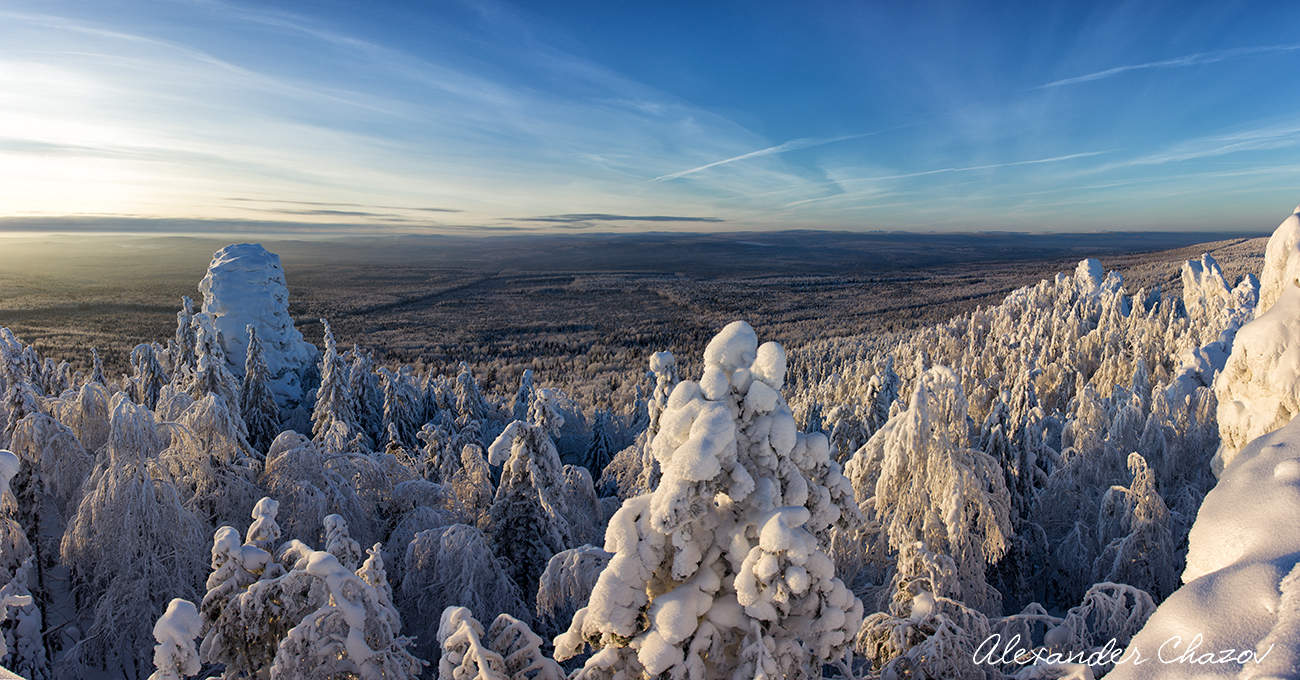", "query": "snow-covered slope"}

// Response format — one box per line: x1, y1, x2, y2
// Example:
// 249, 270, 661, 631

1112, 207, 1300, 679
1216, 207, 1300, 471
198, 243, 316, 412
